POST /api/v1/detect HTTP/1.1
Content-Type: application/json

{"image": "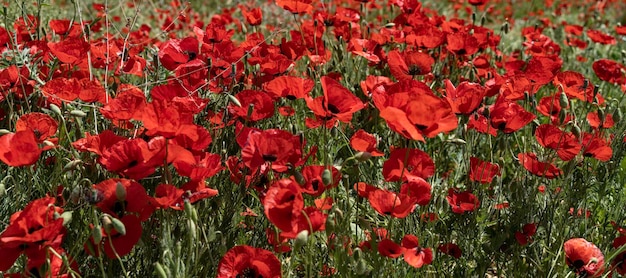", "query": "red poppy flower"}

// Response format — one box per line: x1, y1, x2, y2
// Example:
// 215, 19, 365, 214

41, 77, 81, 102
388, 50, 434, 81
446, 188, 480, 214
100, 215, 143, 259
368, 188, 416, 218
348, 38, 384, 65
586, 29, 616, 45
405, 23, 445, 49
239, 5, 262, 26
72, 130, 125, 156
228, 90, 275, 122
305, 76, 365, 125
158, 37, 200, 71
518, 153, 562, 179
173, 152, 224, 181
48, 37, 90, 64
275, 0, 313, 15
401, 234, 433, 268
612, 235, 626, 276
467, 112, 497, 137
280, 206, 327, 239
564, 238, 605, 277
582, 133, 612, 161
292, 165, 341, 196
263, 179, 304, 232
489, 97, 536, 133
383, 148, 435, 182
444, 80, 486, 115
218, 246, 281, 278
592, 59, 626, 84
15, 112, 58, 143
400, 176, 432, 206
98, 138, 164, 180
468, 0, 487, 5
469, 157, 501, 184
515, 223, 537, 246
553, 71, 595, 102
93, 178, 155, 222
438, 243, 462, 259
587, 111, 614, 129
378, 238, 404, 258
535, 124, 581, 161
263, 76, 314, 100
446, 31, 479, 56
0, 197, 65, 272
99, 84, 147, 121
0, 130, 42, 167
349, 129, 384, 157
152, 184, 186, 210
537, 94, 566, 123
240, 128, 304, 173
